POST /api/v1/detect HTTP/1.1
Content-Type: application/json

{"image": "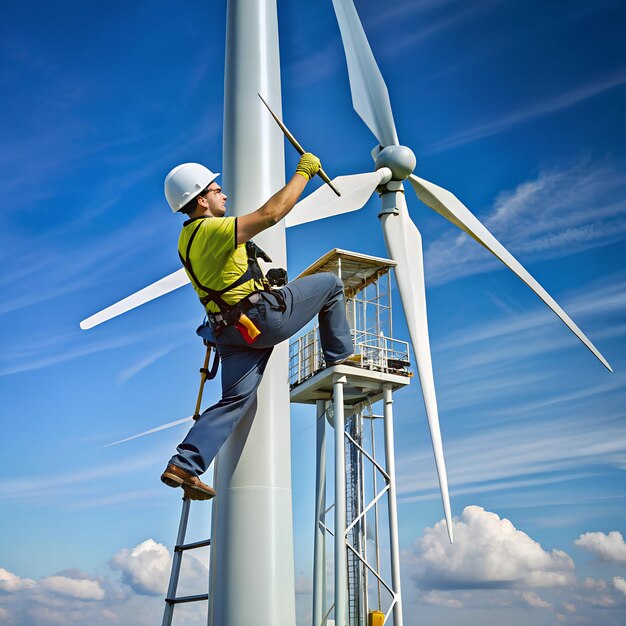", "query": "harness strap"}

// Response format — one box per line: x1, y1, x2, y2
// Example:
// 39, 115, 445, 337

179, 219, 262, 312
